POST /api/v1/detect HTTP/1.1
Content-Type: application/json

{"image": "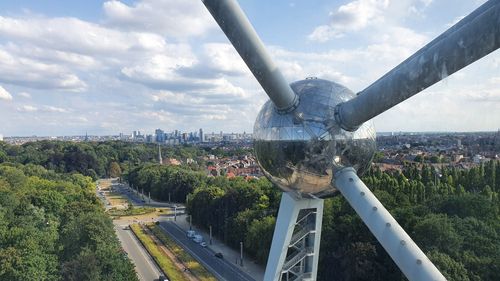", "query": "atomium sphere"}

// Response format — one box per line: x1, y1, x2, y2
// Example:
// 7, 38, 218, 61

254, 78, 376, 199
